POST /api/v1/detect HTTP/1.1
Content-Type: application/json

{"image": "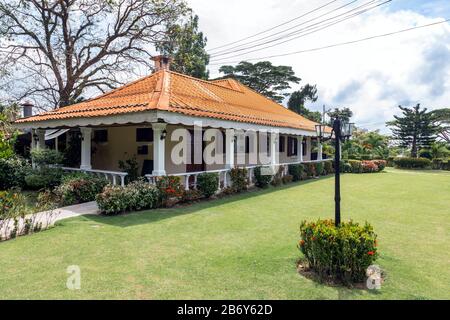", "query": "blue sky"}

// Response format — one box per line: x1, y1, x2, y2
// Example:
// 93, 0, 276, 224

190, 0, 450, 133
